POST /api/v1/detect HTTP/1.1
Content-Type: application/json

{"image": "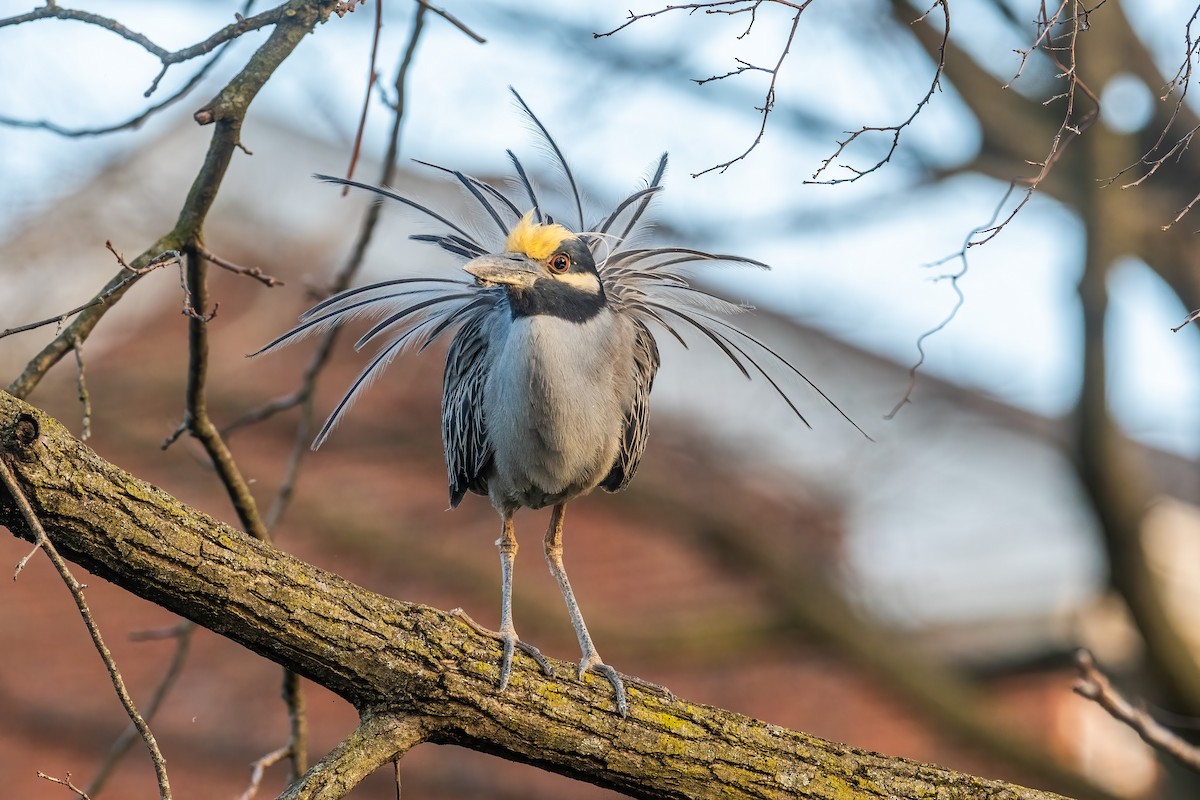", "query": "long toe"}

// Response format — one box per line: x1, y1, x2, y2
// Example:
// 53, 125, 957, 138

514, 638, 554, 678
581, 659, 629, 718
450, 608, 554, 689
